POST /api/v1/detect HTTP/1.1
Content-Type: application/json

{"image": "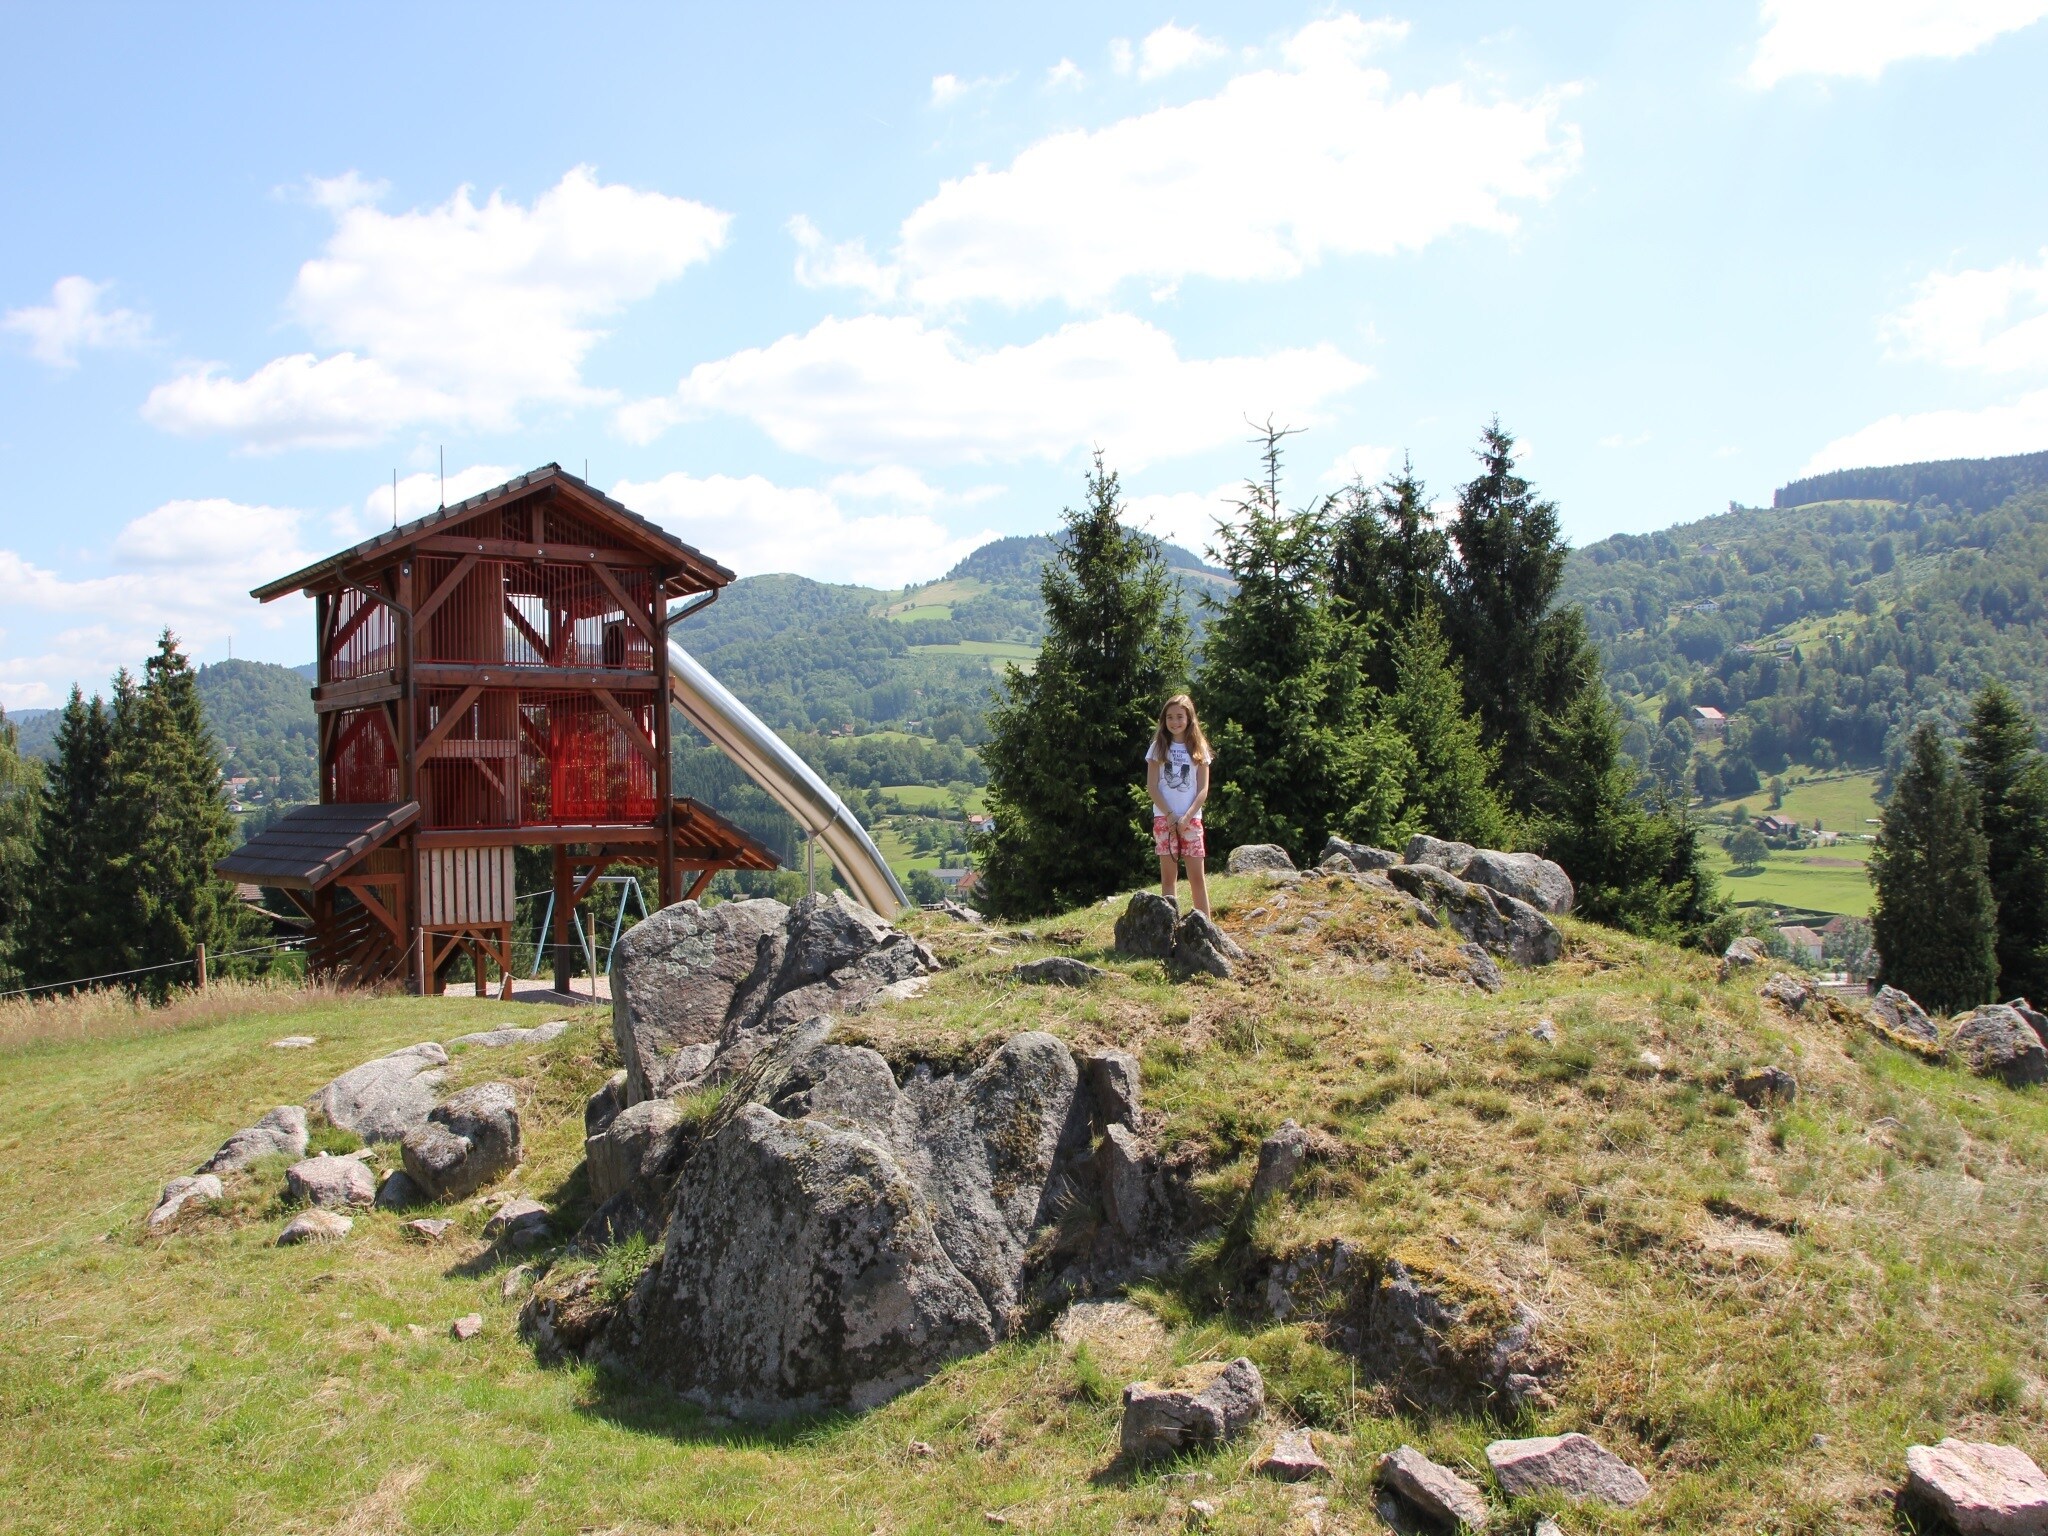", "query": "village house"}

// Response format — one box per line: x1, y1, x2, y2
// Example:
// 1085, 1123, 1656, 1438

1689, 705, 1727, 739
1777, 924, 1825, 965
1755, 812, 1802, 840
